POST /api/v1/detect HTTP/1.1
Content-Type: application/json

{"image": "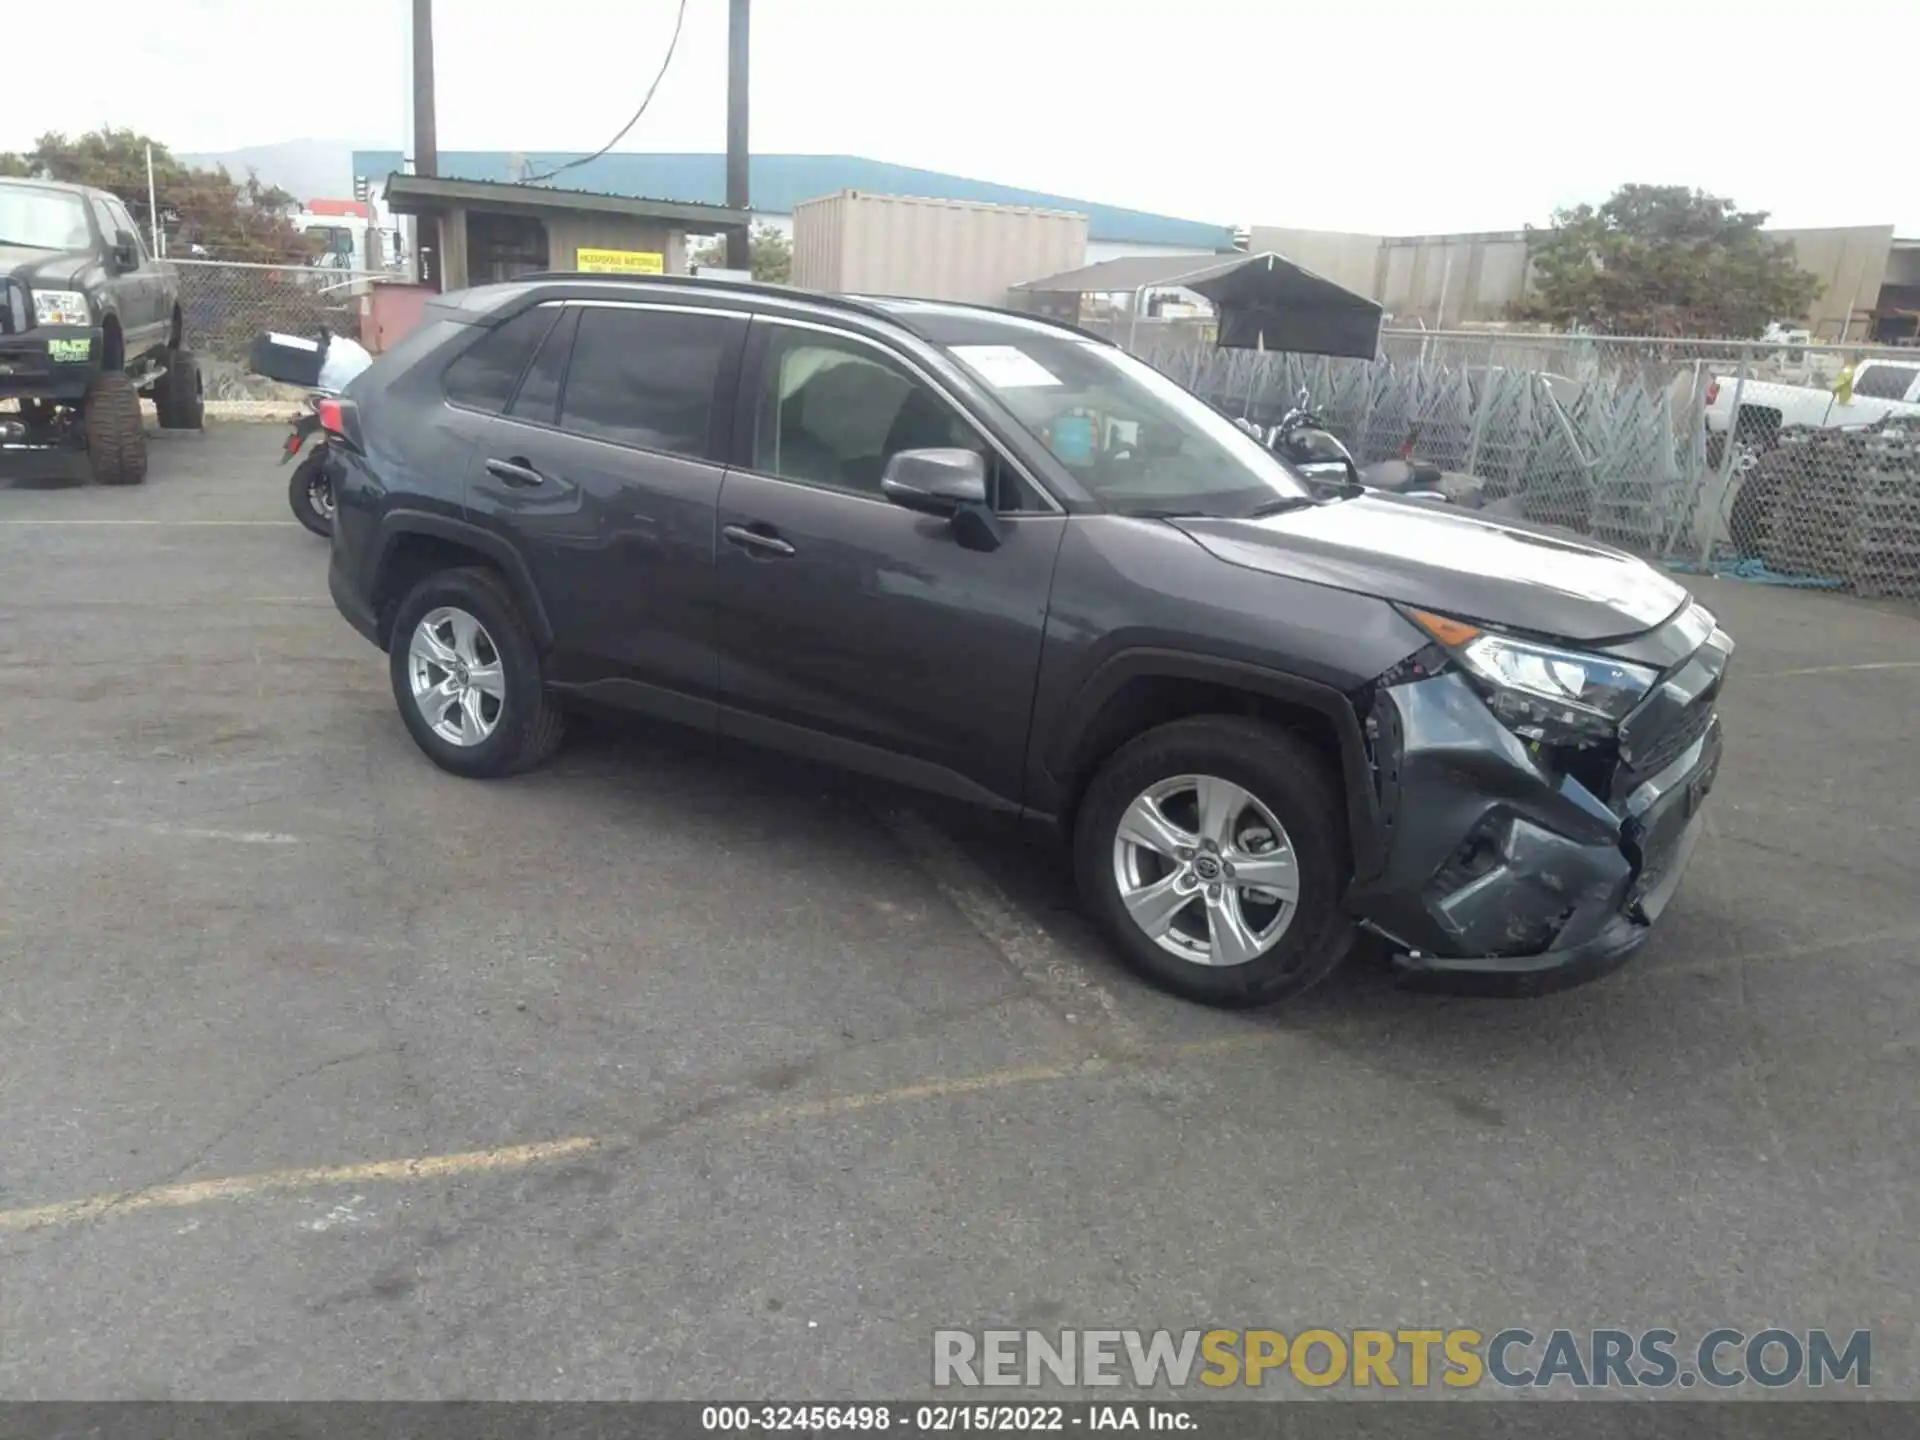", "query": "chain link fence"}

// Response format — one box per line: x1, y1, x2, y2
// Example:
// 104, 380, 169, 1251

172, 260, 380, 399
1131, 329, 1920, 600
